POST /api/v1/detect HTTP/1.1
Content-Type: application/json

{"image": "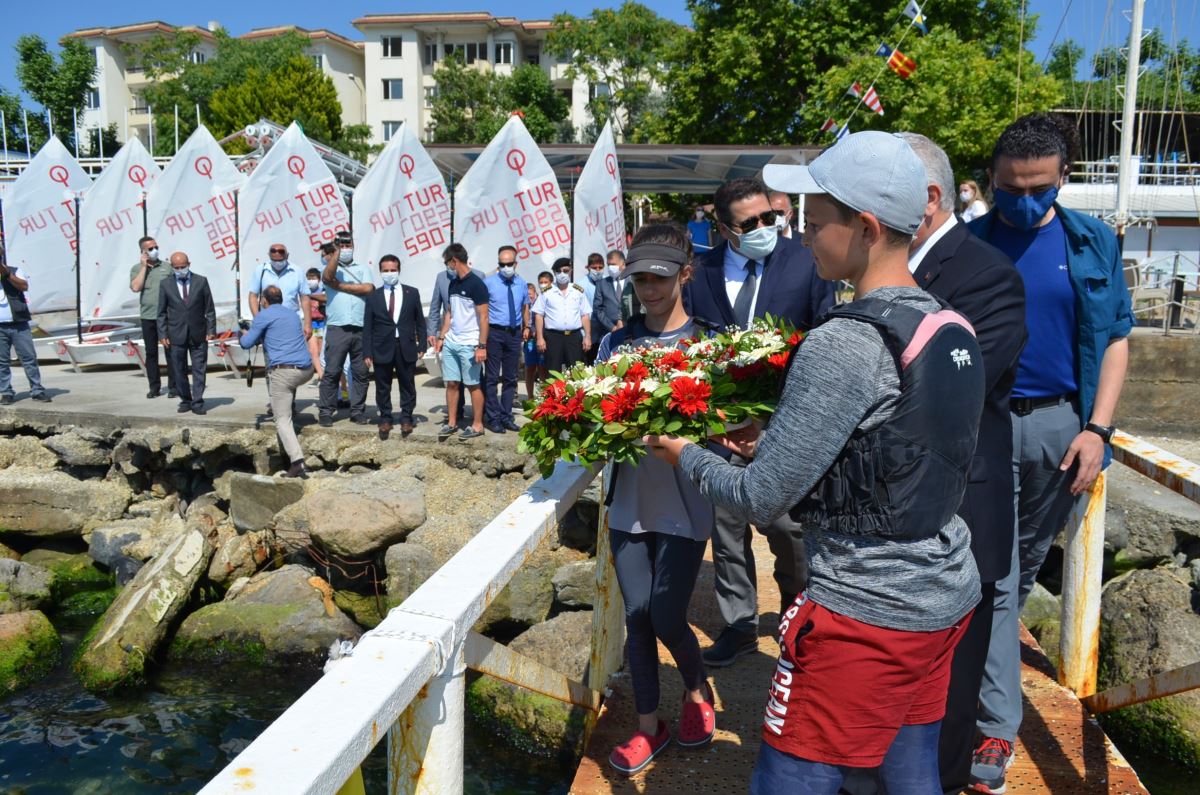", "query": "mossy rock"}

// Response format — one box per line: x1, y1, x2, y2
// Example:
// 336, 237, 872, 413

1100, 698, 1200, 773
465, 674, 589, 761
20, 549, 113, 604
0, 610, 61, 697
57, 586, 120, 619
333, 591, 385, 629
